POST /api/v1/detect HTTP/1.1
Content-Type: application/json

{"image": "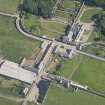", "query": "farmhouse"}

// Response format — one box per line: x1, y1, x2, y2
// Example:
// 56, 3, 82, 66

63, 23, 84, 43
